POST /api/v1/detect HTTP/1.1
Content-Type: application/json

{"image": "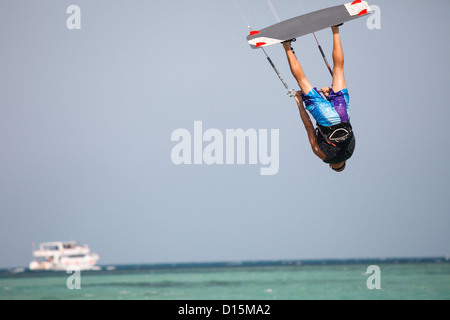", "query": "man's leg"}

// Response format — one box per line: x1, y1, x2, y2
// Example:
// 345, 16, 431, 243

331, 26, 347, 93
283, 41, 313, 94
